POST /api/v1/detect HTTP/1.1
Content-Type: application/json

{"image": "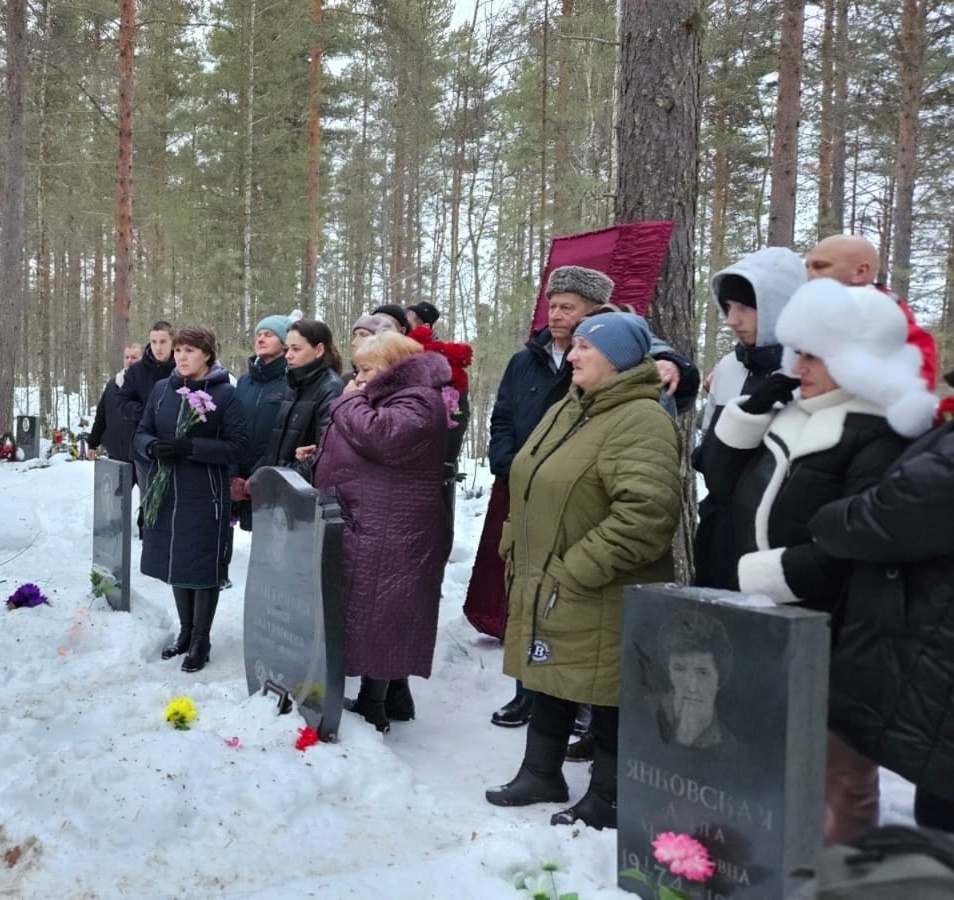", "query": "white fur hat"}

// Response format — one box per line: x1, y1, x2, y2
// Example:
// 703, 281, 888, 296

776, 278, 936, 437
